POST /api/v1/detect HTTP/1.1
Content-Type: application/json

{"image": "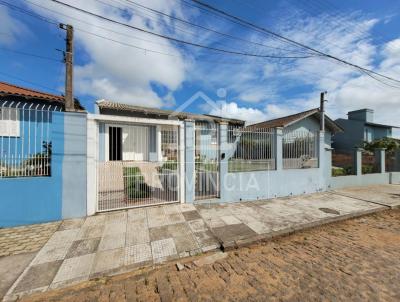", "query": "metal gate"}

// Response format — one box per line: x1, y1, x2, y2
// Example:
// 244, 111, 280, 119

195, 122, 220, 200
97, 123, 180, 212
